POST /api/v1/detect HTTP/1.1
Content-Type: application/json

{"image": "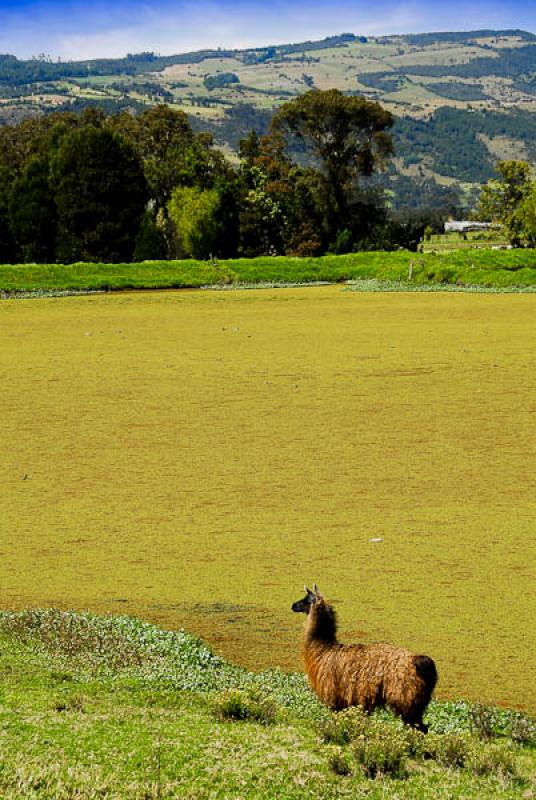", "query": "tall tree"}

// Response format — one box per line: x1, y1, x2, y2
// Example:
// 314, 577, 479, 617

9, 156, 56, 262
271, 89, 394, 244
120, 105, 196, 210
237, 130, 324, 256
478, 160, 533, 245
518, 186, 536, 248
114, 106, 230, 209
51, 126, 147, 263
111, 105, 237, 257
